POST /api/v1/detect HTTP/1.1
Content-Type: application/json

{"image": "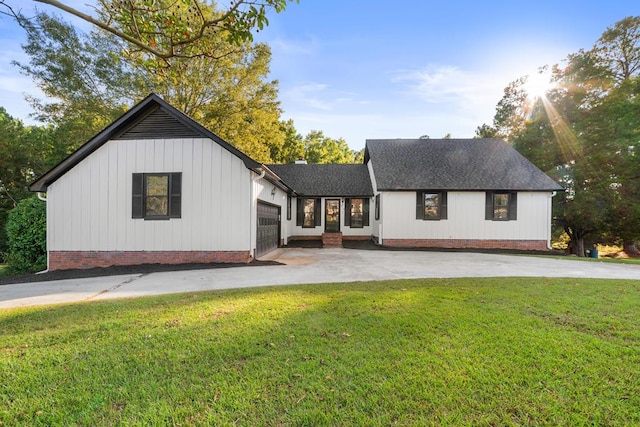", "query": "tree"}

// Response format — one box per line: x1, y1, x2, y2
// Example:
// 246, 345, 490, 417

271, 119, 304, 163
16, 11, 285, 162
0, 110, 56, 259
474, 123, 500, 138
2, 0, 297, 64
302, 131, 356, 164
17, 13, 134, 151
486, 16, 640, 256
